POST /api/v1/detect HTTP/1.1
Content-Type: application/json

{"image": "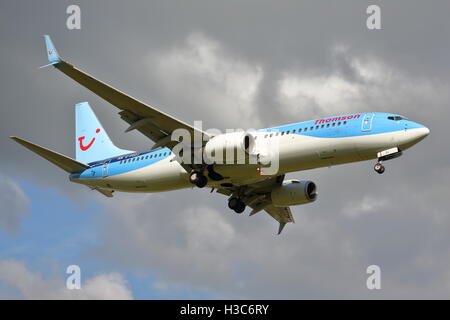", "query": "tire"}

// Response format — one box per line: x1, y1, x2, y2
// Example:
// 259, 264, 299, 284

234, 201, 246, 214
374, 163, 385, 174
228, 197, 239, 210
195, 174, 208, 188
